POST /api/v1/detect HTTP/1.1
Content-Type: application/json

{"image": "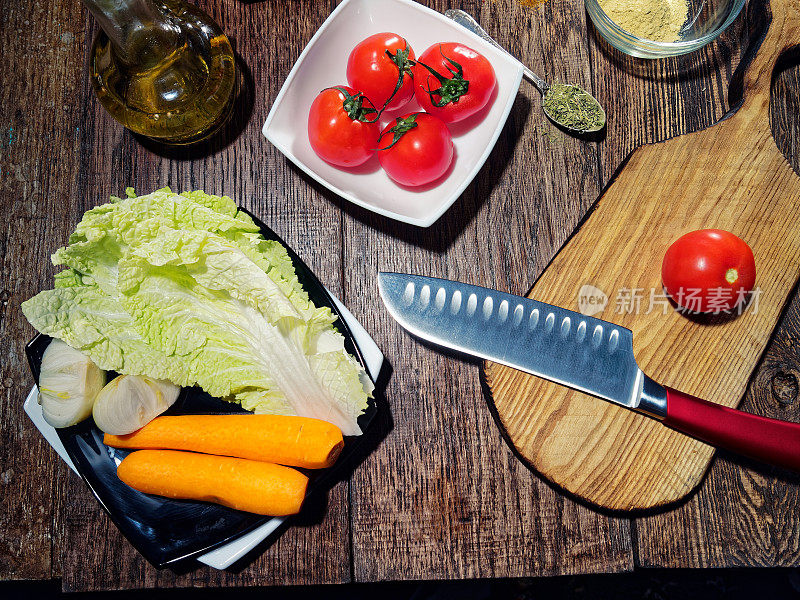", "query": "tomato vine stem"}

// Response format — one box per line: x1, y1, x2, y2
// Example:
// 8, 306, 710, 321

381, 39, 415, 112
376, 113, 420, 150
415, 44, 470, 107
325, 86, 380, 123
